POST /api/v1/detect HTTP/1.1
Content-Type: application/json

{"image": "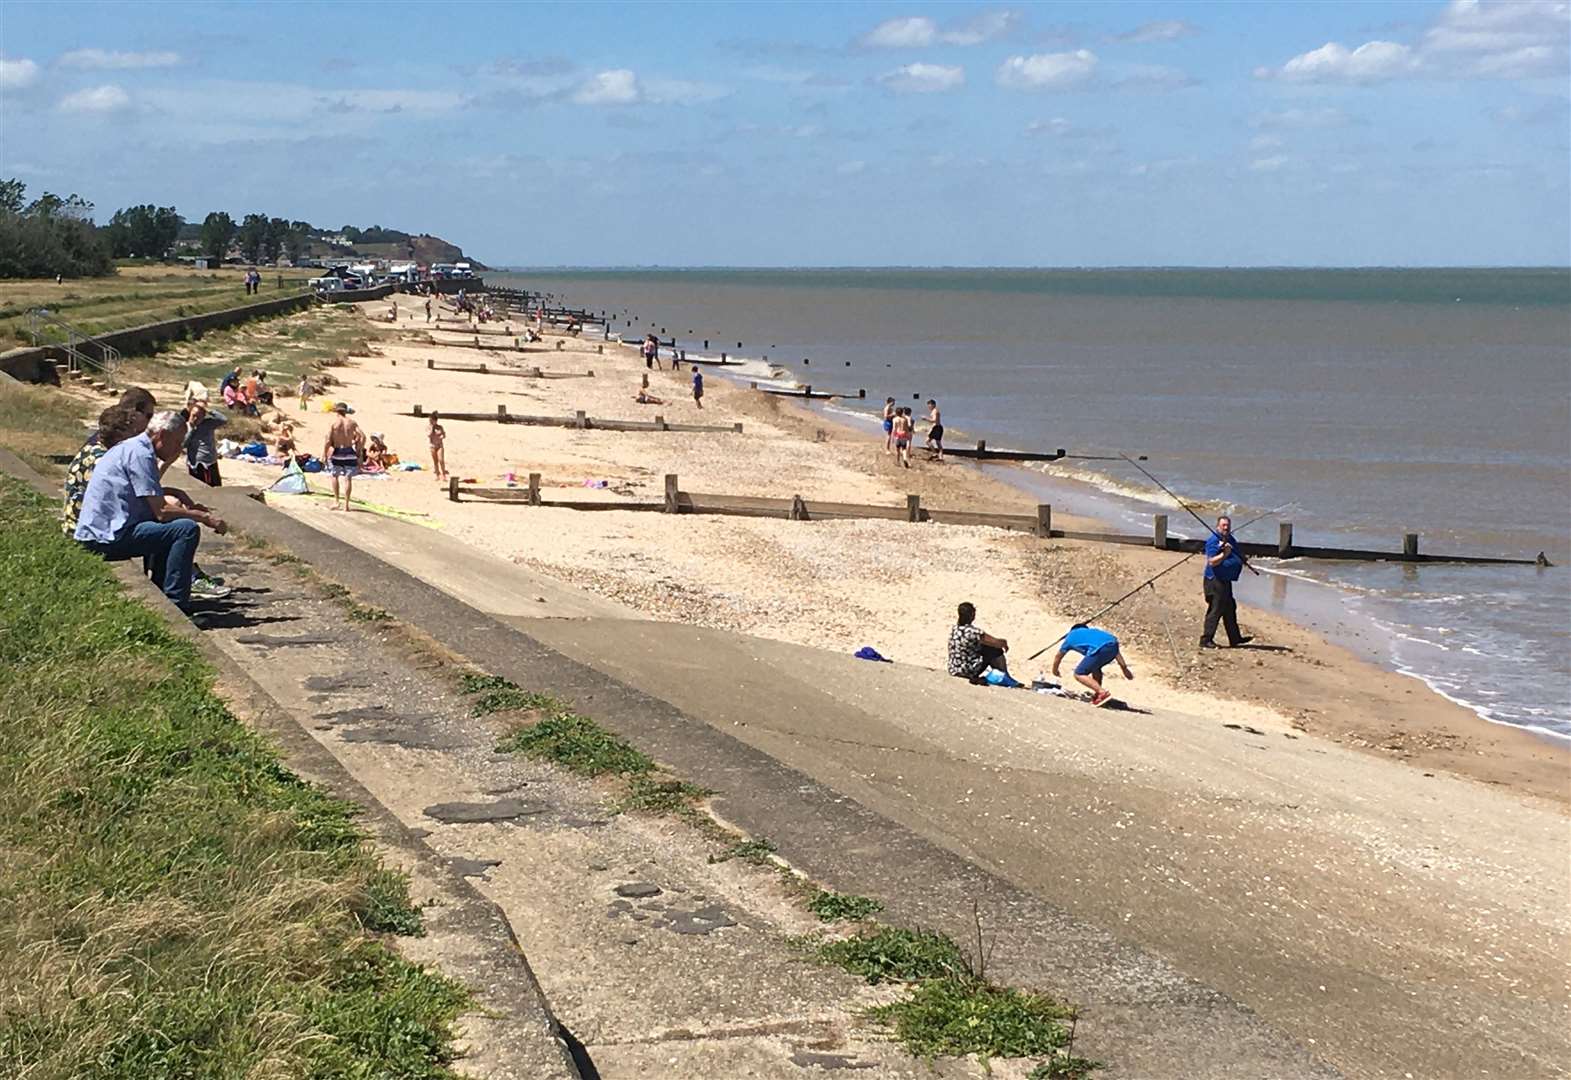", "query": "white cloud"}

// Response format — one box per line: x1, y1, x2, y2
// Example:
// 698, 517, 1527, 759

1026, 117, 1073, 136
58, 84, 131, 113
321, 89, 463, 113
567, 69, 724, 106
1262, 40, 1418, 84
1257, 1, 1568, 84
878, 62, 965, 93
1, 56, 40, 89
572, 69, 640, 105
858, 10, 1020, 48
1249, 154, 1289, 172
837, 160, 867, 175
1249, 134, 1285, 151
643, 77, 728, 105
1251, 107, 1352, 130
1113, 19, 1198, 44
996, 50, 1097, 90
1114, 64, 1199, 90
59, 48, 181, 70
